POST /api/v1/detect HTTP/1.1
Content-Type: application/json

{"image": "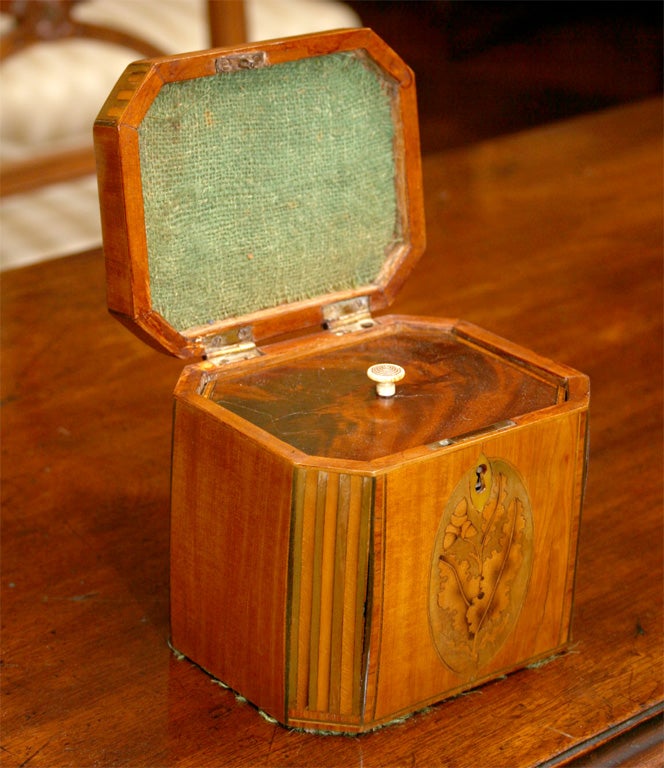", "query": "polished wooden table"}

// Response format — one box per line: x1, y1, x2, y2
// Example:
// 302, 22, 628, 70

2, 98, 662, 767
